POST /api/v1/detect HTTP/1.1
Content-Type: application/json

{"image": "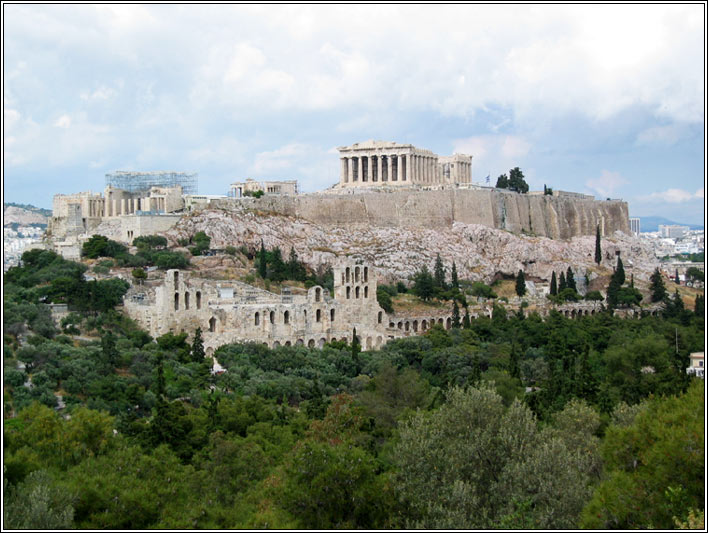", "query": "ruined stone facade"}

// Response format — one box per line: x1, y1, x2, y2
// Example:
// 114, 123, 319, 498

230, 179, 298, 198
337, 140, 472, 188
123, 260, 455, 353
